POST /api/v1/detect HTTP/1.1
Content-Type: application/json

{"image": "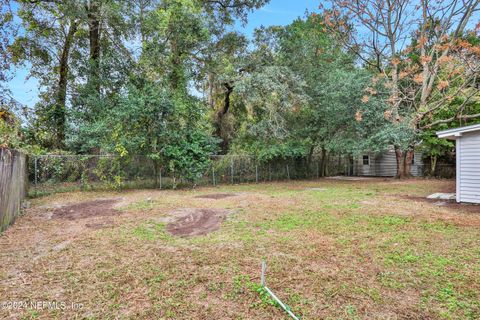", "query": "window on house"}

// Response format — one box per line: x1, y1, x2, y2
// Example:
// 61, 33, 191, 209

363, 155, 370, 165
